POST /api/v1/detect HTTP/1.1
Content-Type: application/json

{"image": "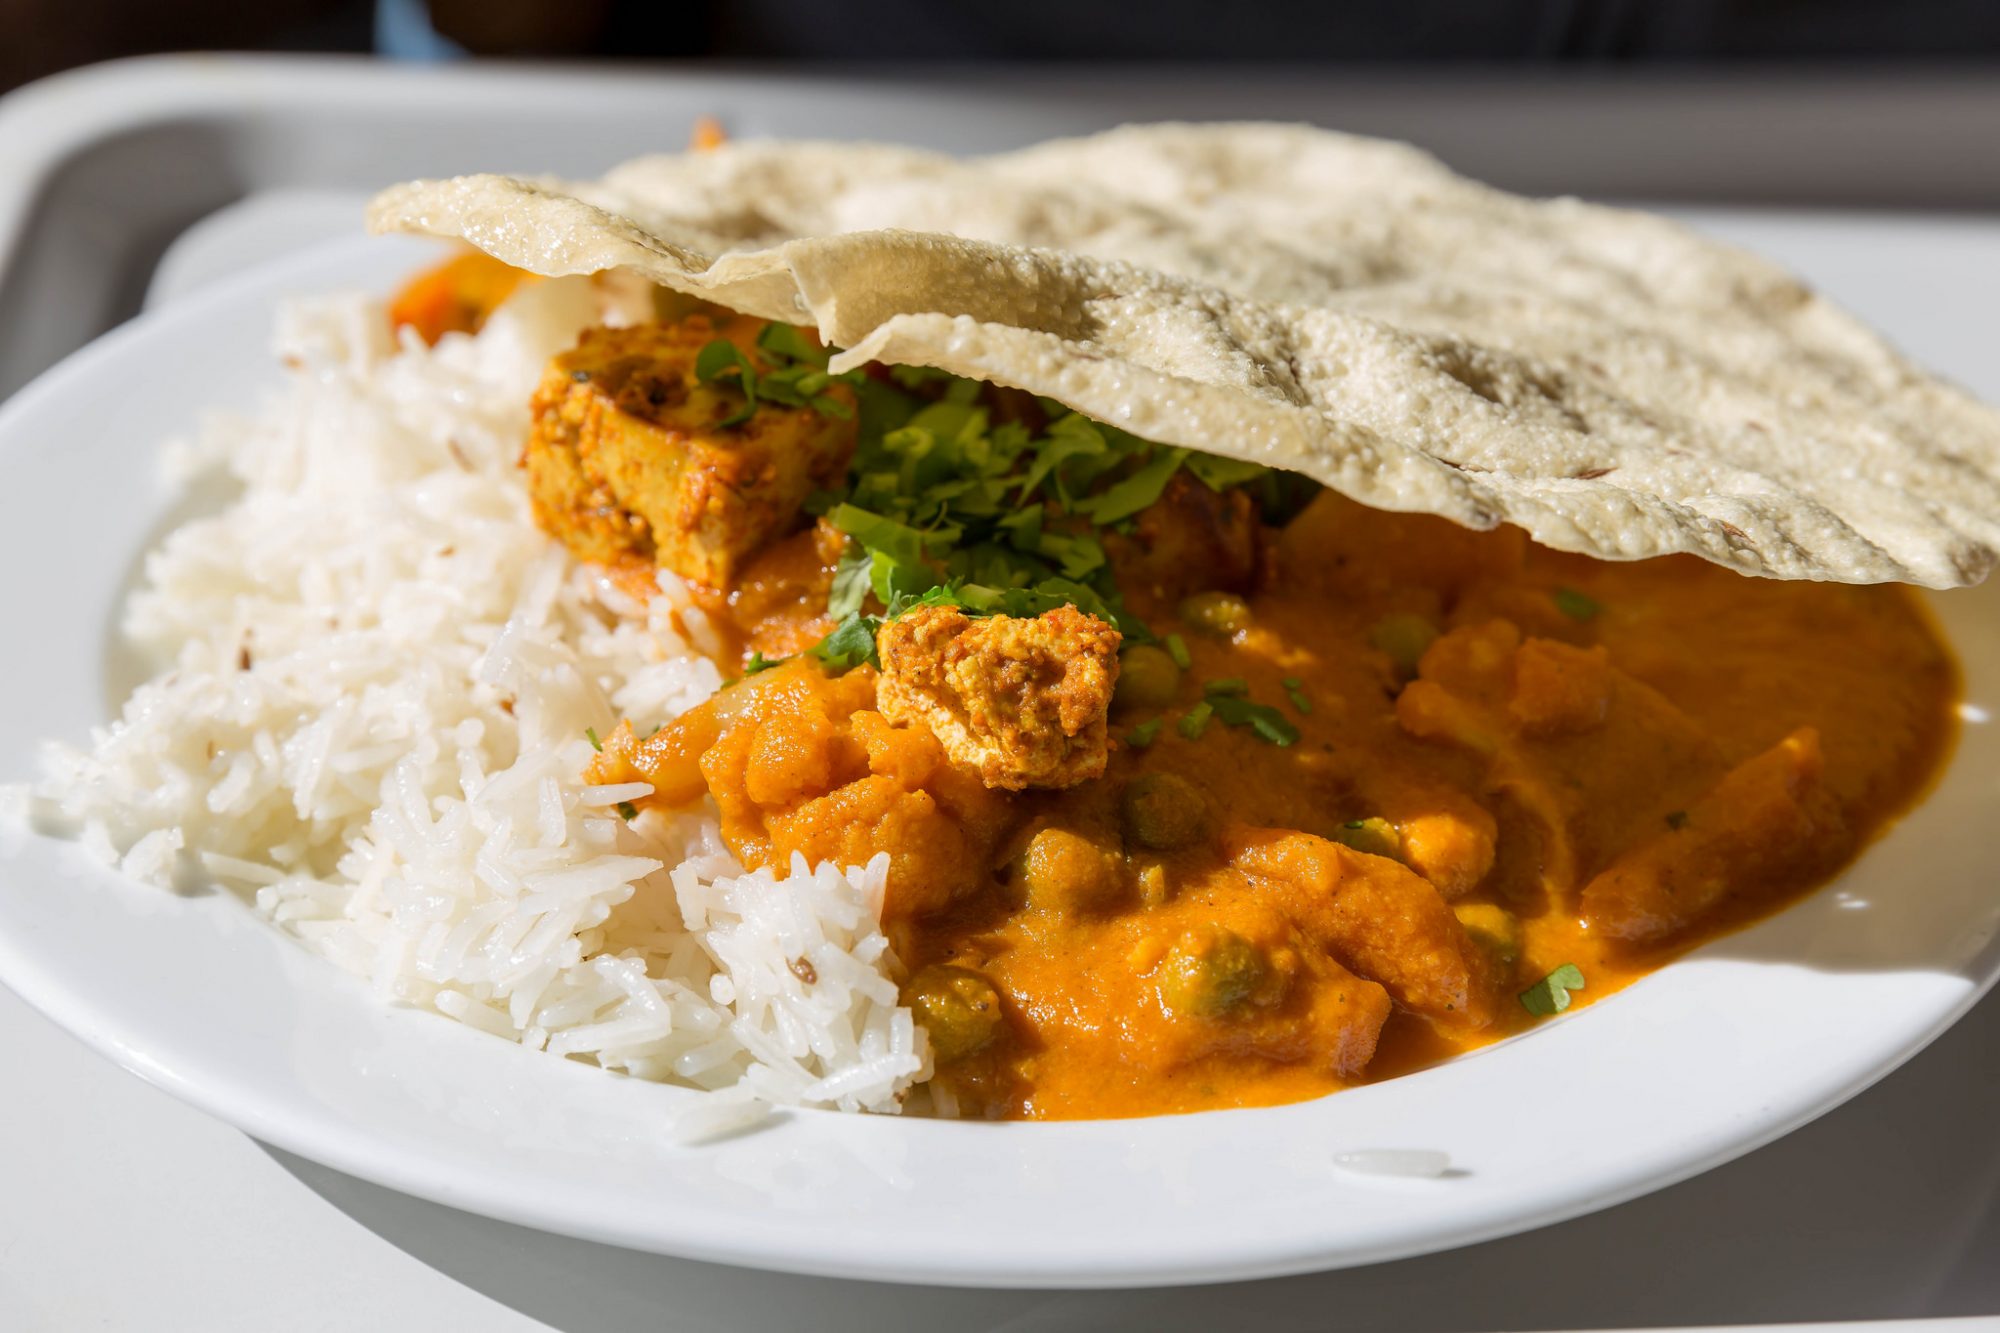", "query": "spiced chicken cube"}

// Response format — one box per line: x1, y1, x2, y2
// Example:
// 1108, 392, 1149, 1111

876, 605, 1122, 791
523, 317, 857, 588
